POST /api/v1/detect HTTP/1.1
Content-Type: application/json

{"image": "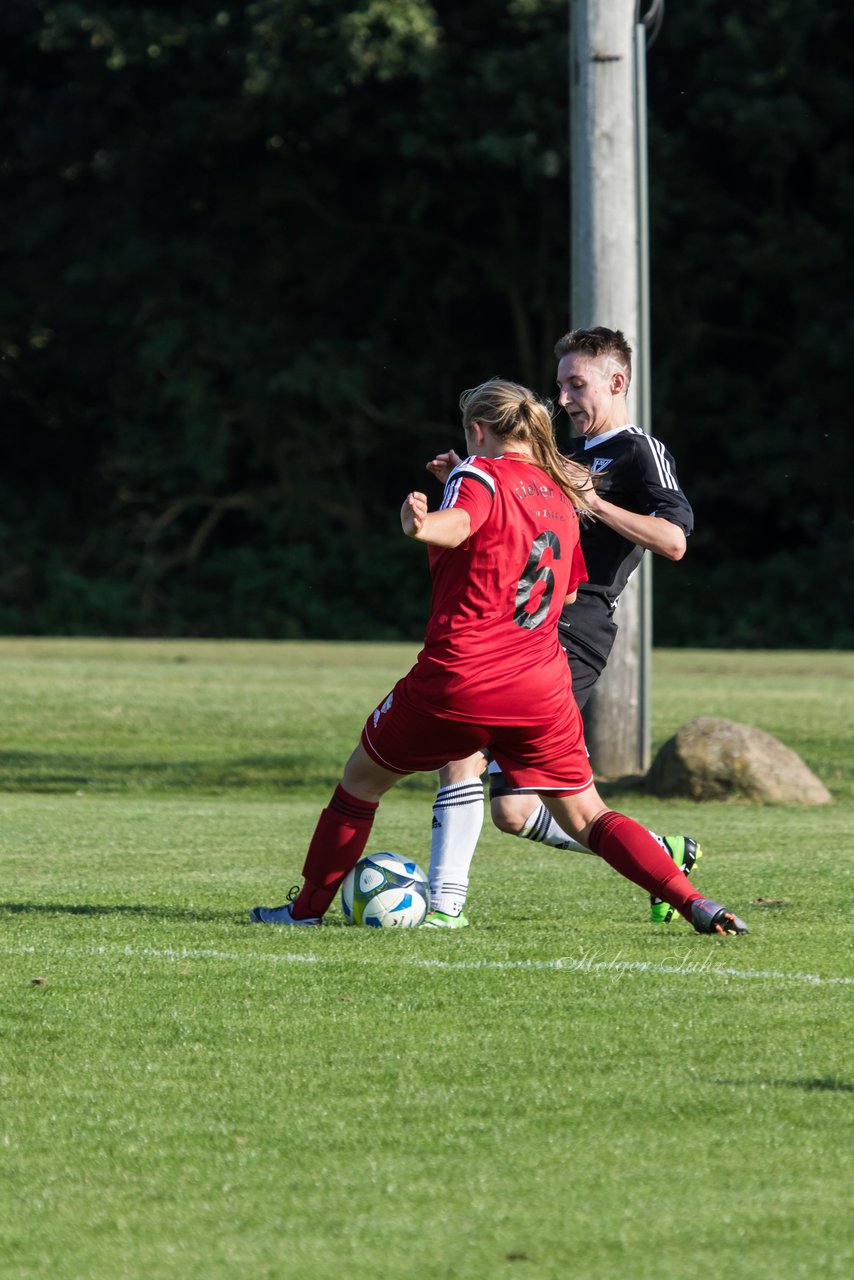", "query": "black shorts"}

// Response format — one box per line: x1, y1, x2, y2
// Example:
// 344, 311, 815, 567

487, 593, 617, 800
558, 592, 617, 711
